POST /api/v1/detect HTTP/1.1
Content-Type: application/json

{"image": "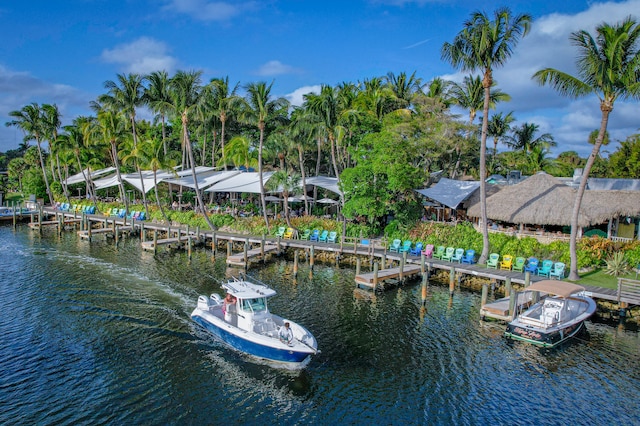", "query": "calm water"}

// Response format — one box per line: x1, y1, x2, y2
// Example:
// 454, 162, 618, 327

1, 225, 639, 425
